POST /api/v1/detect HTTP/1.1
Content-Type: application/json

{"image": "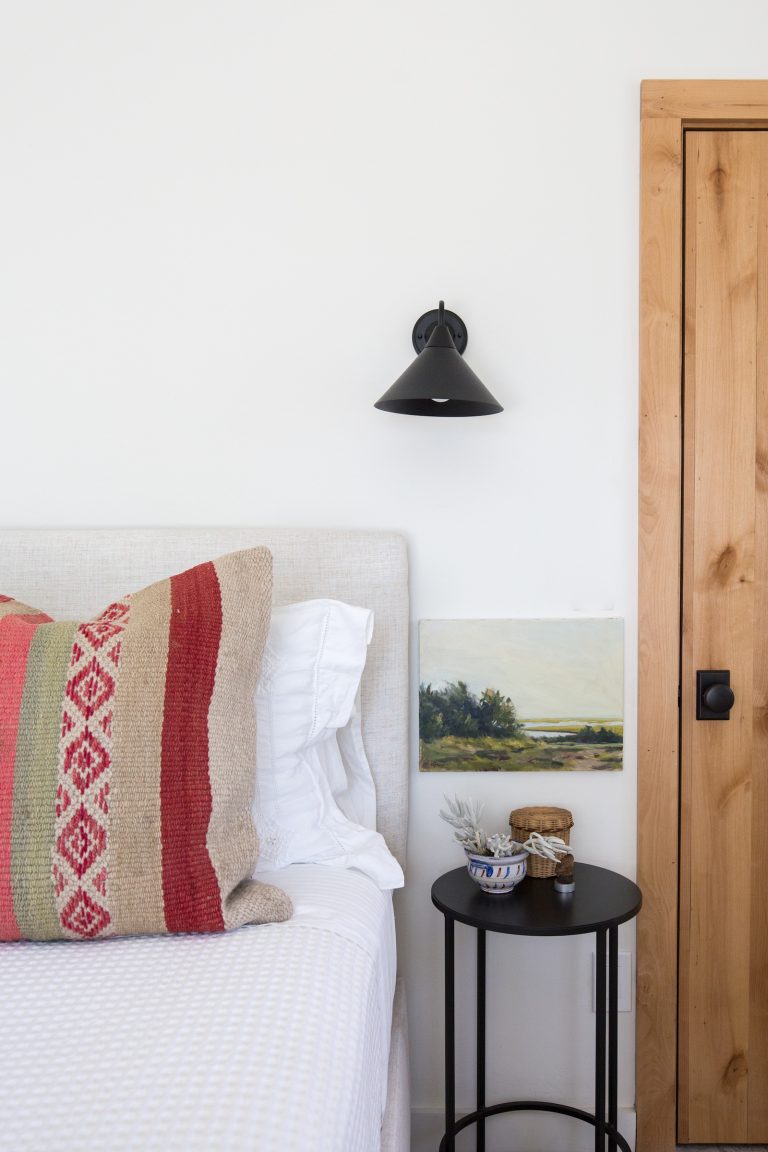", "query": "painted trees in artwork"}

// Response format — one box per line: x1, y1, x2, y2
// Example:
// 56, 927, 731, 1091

419, 681, 522, 742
